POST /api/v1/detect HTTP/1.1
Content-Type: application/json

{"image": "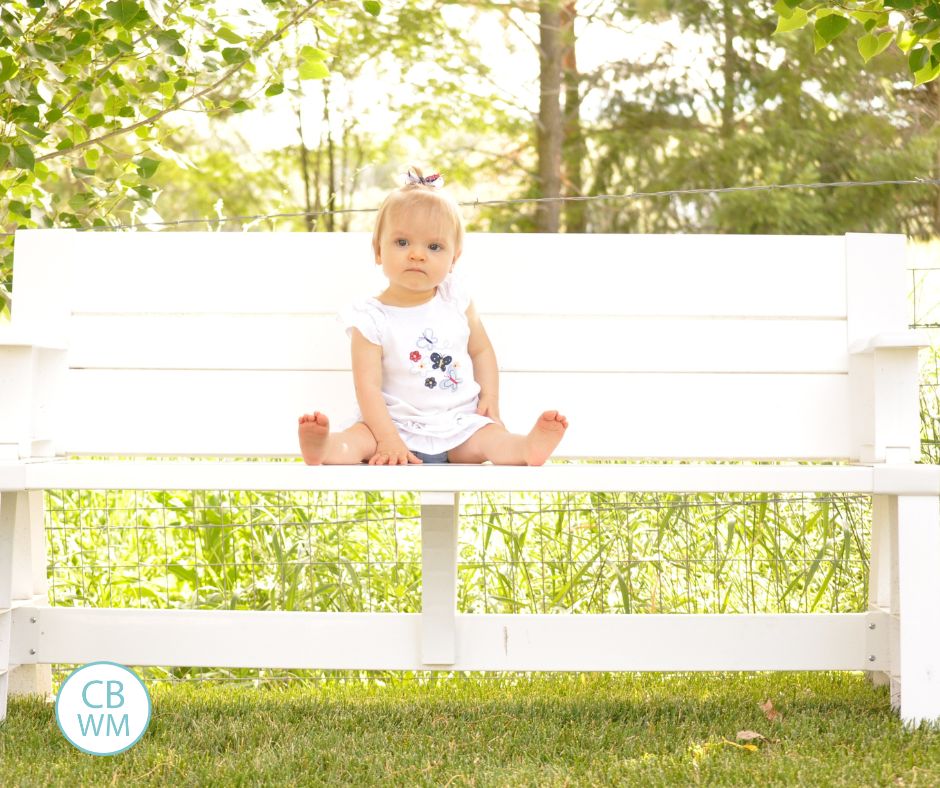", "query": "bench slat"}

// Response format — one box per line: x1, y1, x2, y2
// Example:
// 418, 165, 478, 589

26, 608, 868, 671
58, 369, 851, 458
55, 232, 847, 317
68, 315, 850, 373
2, 459, 889, 492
